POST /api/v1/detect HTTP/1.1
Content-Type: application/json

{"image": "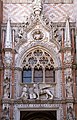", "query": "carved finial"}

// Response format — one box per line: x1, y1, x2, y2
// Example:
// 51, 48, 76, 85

32, 0, 42, 16
64, 15, 71, 47
5, 17, 12, 48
